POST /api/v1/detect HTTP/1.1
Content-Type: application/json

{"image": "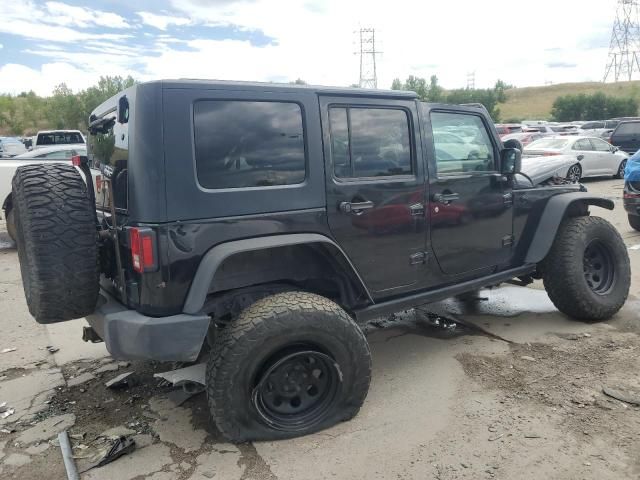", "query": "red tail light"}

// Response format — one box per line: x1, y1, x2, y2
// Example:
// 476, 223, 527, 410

624, 192, 640, 199
71, 155, 81, 166
129, 227, 158, 273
